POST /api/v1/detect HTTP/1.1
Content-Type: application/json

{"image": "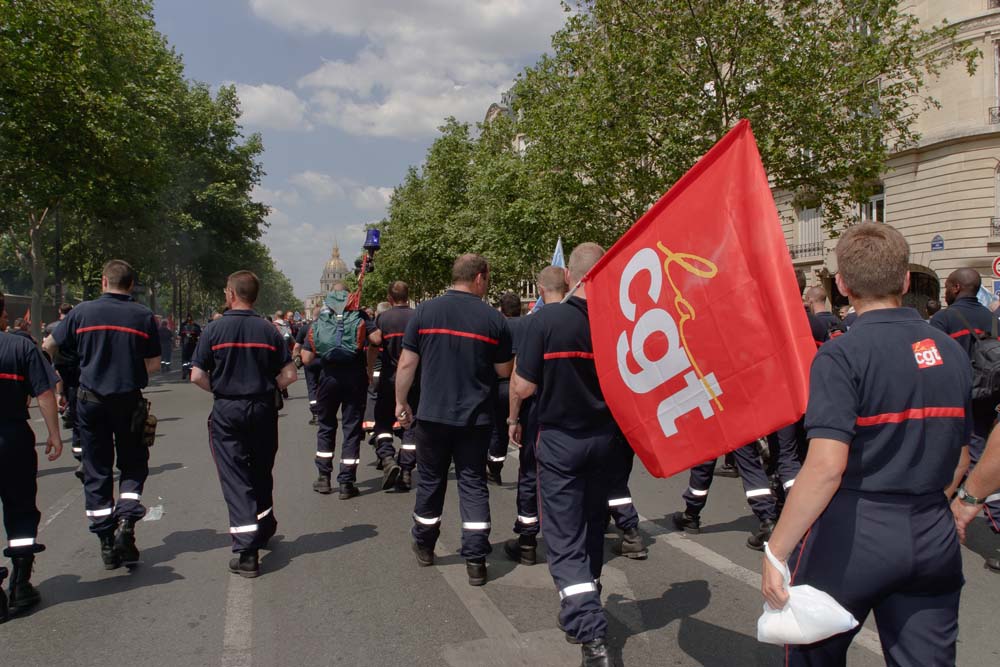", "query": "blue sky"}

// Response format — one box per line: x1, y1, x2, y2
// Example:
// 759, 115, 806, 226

153, 0, 567, 298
